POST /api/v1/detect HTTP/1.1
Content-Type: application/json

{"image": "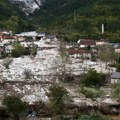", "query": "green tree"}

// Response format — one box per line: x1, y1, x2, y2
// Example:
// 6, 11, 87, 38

80, 70, 106, 87
5, 16, 20, 33
47, 85, 68, 114
11, 43, 28, 57
3, 96, 28, 120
